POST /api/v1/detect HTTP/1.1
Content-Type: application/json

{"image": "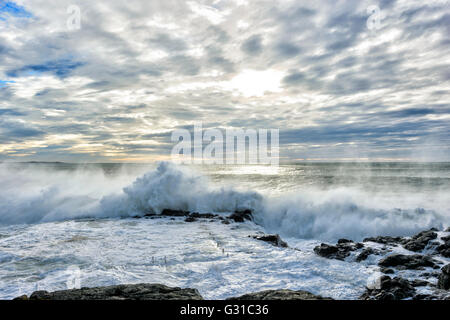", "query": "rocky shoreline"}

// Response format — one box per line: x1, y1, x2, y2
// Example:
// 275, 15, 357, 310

14, 284, 331, 300
12, 209, 450, 300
